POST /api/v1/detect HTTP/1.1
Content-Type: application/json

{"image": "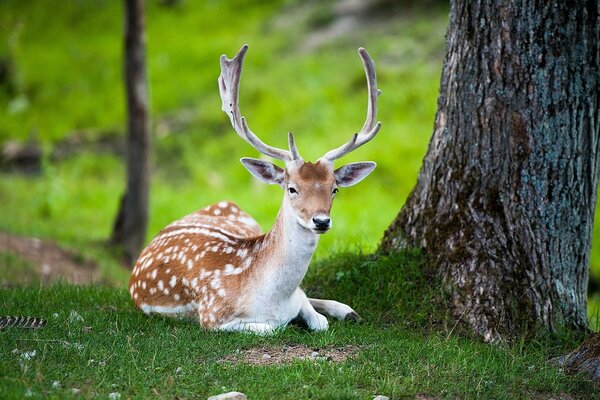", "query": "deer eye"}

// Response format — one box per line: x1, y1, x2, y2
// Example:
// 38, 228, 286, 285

288, 187, 298, 195
332, 188, 339, 195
